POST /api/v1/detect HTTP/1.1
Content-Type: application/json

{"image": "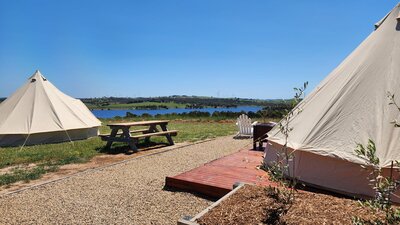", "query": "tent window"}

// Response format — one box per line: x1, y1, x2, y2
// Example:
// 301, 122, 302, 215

397, 11, 400, 31
31, 78, 36, 83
